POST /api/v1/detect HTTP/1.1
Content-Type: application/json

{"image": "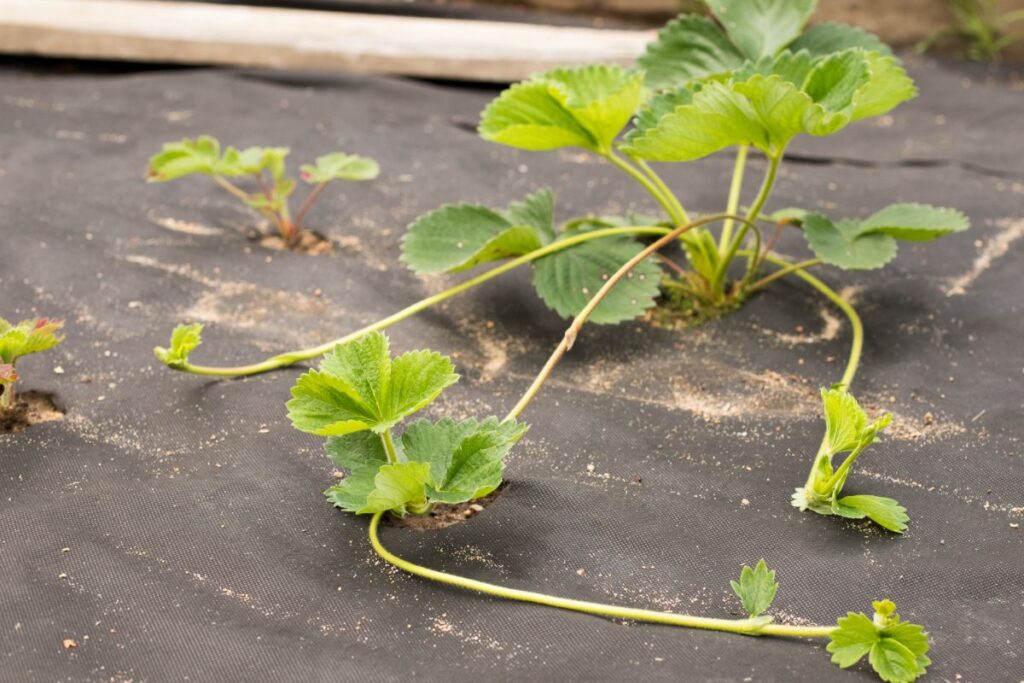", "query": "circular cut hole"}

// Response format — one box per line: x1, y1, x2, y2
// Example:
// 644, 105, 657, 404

1, 391, 65, 434
388, 483, 507, 532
